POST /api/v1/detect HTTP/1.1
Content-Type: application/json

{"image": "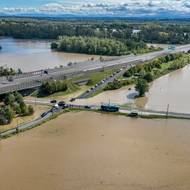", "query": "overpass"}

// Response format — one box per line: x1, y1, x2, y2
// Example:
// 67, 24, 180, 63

0, 44, 190, 95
